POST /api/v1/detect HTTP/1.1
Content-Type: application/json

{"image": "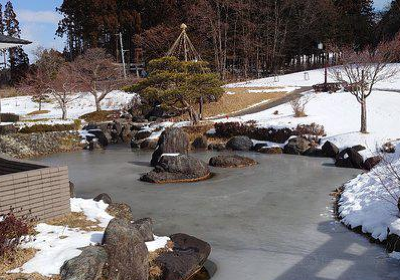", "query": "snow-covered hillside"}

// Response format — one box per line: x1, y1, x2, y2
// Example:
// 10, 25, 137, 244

1, 90, 134, 121
222, 65, 400, 157
226, 64, 400, 91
